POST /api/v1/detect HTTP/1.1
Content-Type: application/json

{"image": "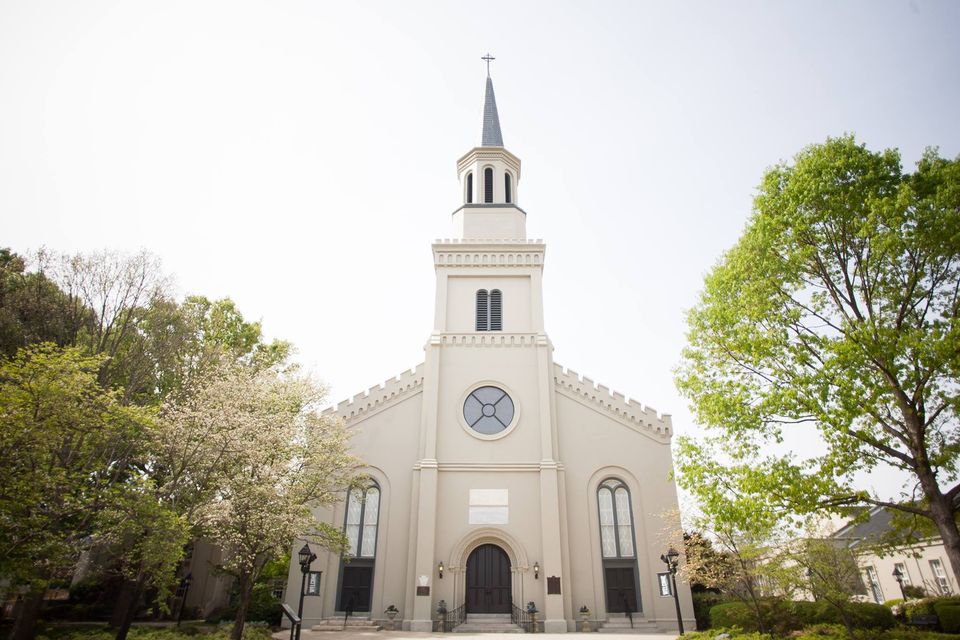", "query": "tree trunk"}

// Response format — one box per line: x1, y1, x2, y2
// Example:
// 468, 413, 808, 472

10, 588, 43, 640
839, 609, 855, 640
231, 573, 253, 640
114, 574, 148, 640
926, 490, 960, 589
